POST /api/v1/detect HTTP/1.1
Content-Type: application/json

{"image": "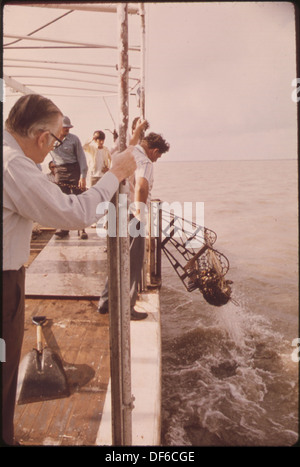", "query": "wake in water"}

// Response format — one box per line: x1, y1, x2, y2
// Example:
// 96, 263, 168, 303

161, 288, 299, 446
